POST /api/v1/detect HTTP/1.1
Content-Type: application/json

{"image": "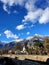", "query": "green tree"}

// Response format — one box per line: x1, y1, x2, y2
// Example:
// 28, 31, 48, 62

44, 38, 49, 55
33, 41, 43, 55
16, 42, 23, 51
